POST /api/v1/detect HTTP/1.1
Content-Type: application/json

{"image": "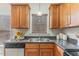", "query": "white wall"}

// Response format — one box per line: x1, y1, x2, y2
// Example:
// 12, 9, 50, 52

0, 3, 10, 15
0, 4, 10, 31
